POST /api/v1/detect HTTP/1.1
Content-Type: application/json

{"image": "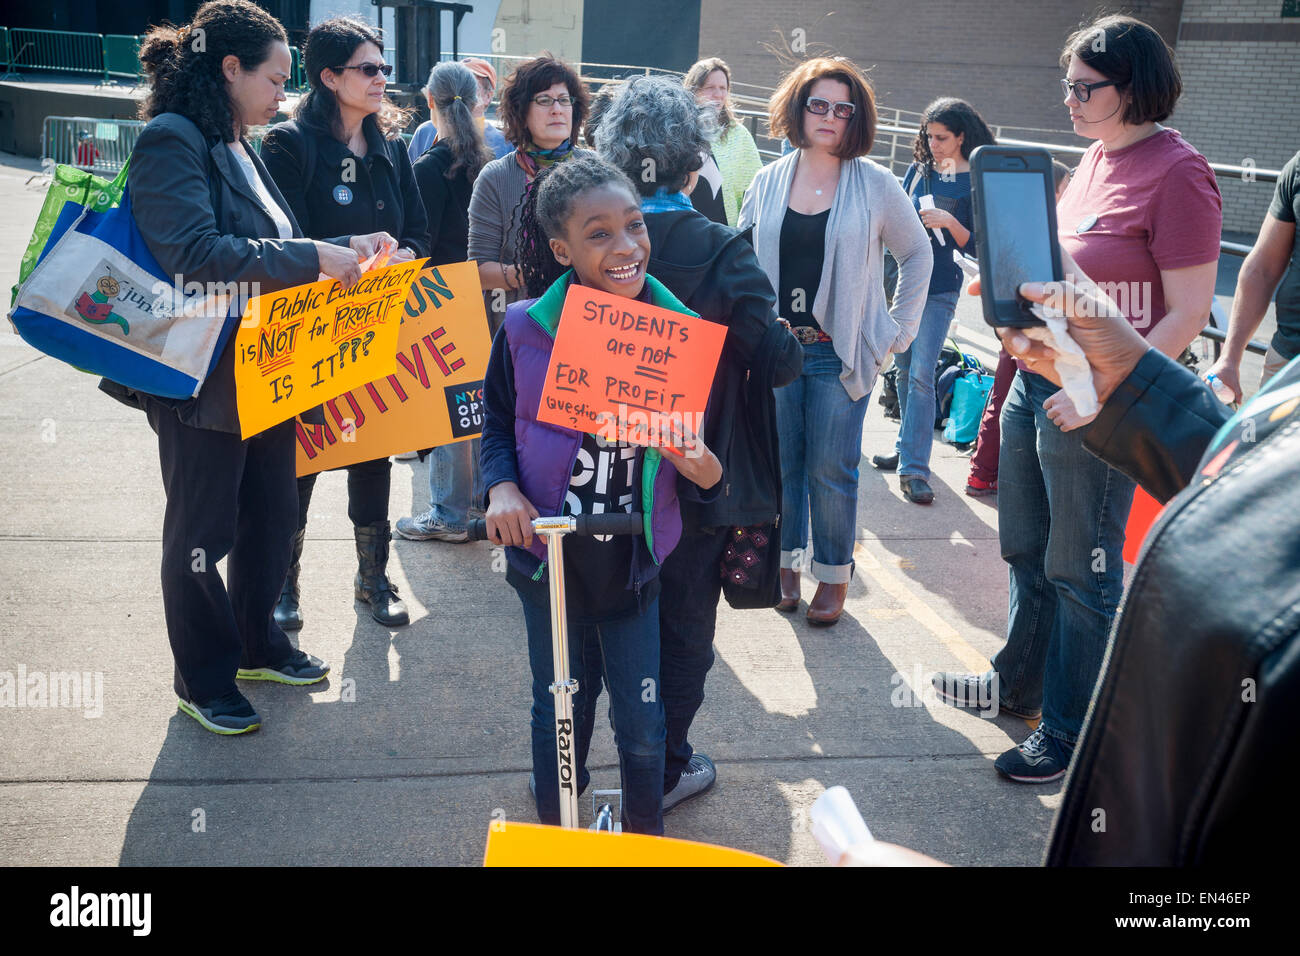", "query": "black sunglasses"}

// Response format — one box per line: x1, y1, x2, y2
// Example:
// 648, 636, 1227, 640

805, 96, 855, 120
1061, 77, 1117, 103
334, 62, 393, 78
